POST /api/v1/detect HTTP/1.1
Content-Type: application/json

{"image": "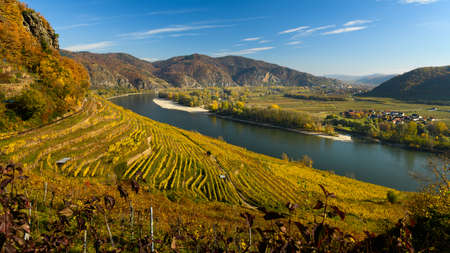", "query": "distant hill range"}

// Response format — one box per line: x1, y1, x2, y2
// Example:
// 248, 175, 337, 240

60, 50, 170, 89
364, 66, 450, 101
325, 74, 397, 87
63, 51, 349, 89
